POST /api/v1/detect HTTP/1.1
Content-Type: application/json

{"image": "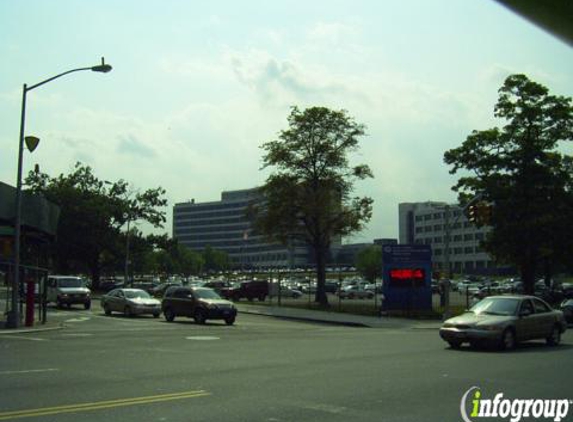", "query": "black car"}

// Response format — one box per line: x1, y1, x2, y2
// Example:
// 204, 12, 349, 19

161, 286, 237, 325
